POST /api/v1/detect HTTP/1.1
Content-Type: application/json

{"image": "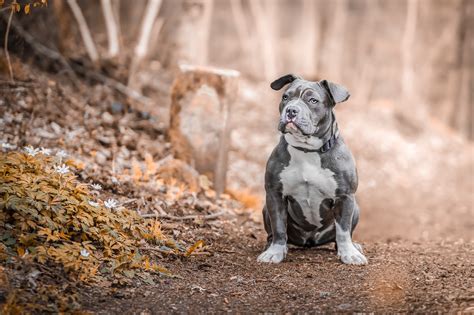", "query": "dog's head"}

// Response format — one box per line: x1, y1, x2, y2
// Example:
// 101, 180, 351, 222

271, 74, 350, 136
